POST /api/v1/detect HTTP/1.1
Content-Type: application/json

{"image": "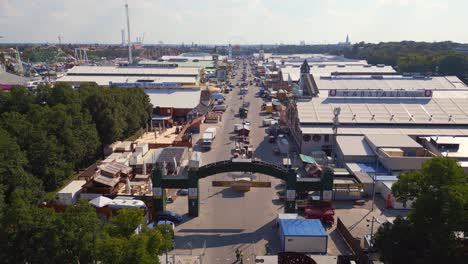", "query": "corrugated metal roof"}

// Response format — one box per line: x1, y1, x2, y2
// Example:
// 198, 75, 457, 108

280, 219, 326, 236
57, 75, 198, 86
300, 124, 468, 136
0, 71, 30, 85
314, 75, 466, 91
146, 89, 200, 109
365, 134, 421, 148
138, 60, 214, 68
297, 97, 468, 125
337, 136, 375, 156
281, 64, 396, 82
66, 66, 200, 76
